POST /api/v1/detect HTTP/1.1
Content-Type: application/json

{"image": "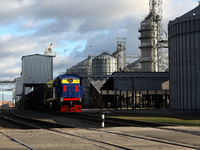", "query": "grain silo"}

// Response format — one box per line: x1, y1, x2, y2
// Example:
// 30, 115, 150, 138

66, 57, 92, 75
92, 52, 117, 75
139, 0, 163, 72
139, 18, 154, 72
168, 3, 200, 110
126, 59, 142, 72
